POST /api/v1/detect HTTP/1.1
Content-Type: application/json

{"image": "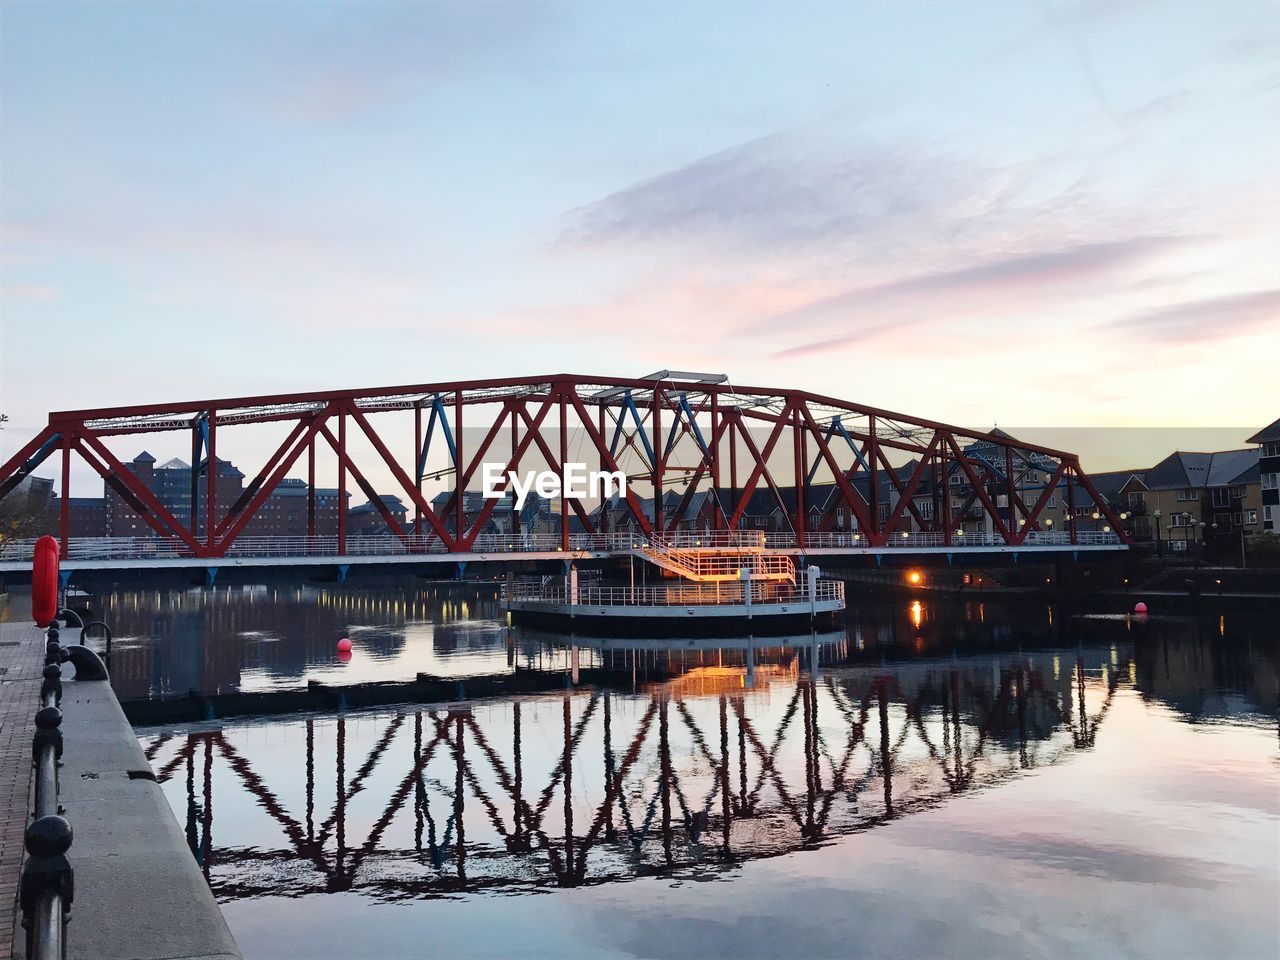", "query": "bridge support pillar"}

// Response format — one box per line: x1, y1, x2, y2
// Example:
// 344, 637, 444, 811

1012, 553, 1019, 565
205, 567, 218, 587
58, 570, 72, 591
945, 553, 953, 565
874, 554, 883, 567
337, 564, 349, 583
455, 561, 467, 581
